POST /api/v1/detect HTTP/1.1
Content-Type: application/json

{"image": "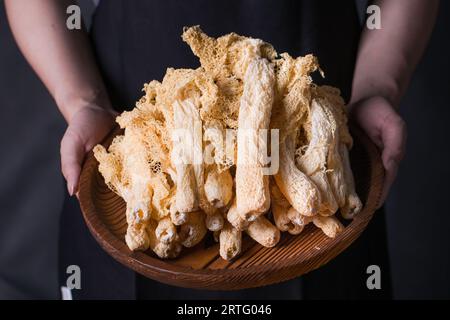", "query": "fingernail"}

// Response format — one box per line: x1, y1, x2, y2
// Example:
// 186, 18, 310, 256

386, 160, 394, 170
376, 199, 384, 210
67, 184, 74, 196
